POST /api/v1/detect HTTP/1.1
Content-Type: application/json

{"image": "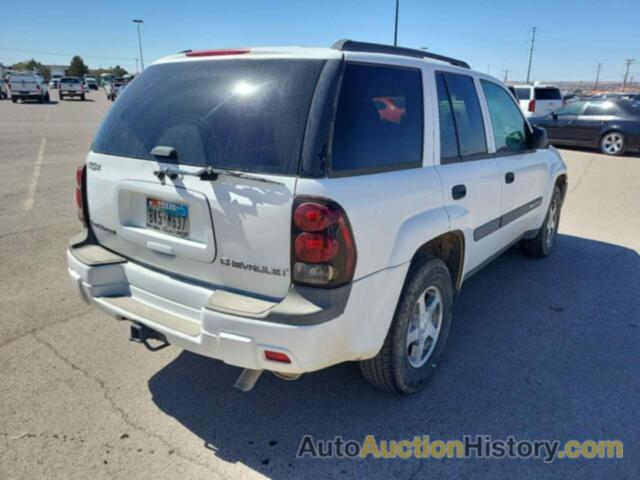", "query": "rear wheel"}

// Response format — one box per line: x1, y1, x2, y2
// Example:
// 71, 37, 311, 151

600, 131, 626, 156
360, 255, 453, 394
44, 92, 50, 103
81, 94, 85, 101
11, 96, 17, 103
59, 94, 64, 101
521, 186, 562, 257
